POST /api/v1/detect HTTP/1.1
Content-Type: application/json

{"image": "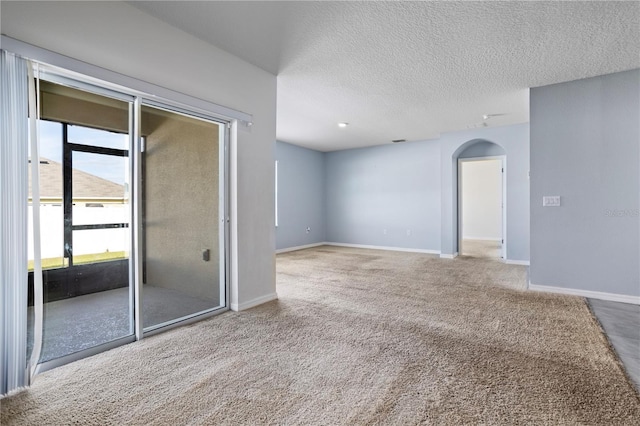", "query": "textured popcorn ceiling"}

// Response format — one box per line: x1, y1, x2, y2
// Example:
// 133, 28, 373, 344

131, 1, 640, 152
